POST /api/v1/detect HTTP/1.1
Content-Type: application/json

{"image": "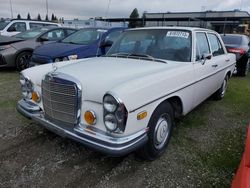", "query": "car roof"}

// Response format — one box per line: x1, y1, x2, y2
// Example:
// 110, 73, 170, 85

220, 33, 246, 37
128, 26, 215, 33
